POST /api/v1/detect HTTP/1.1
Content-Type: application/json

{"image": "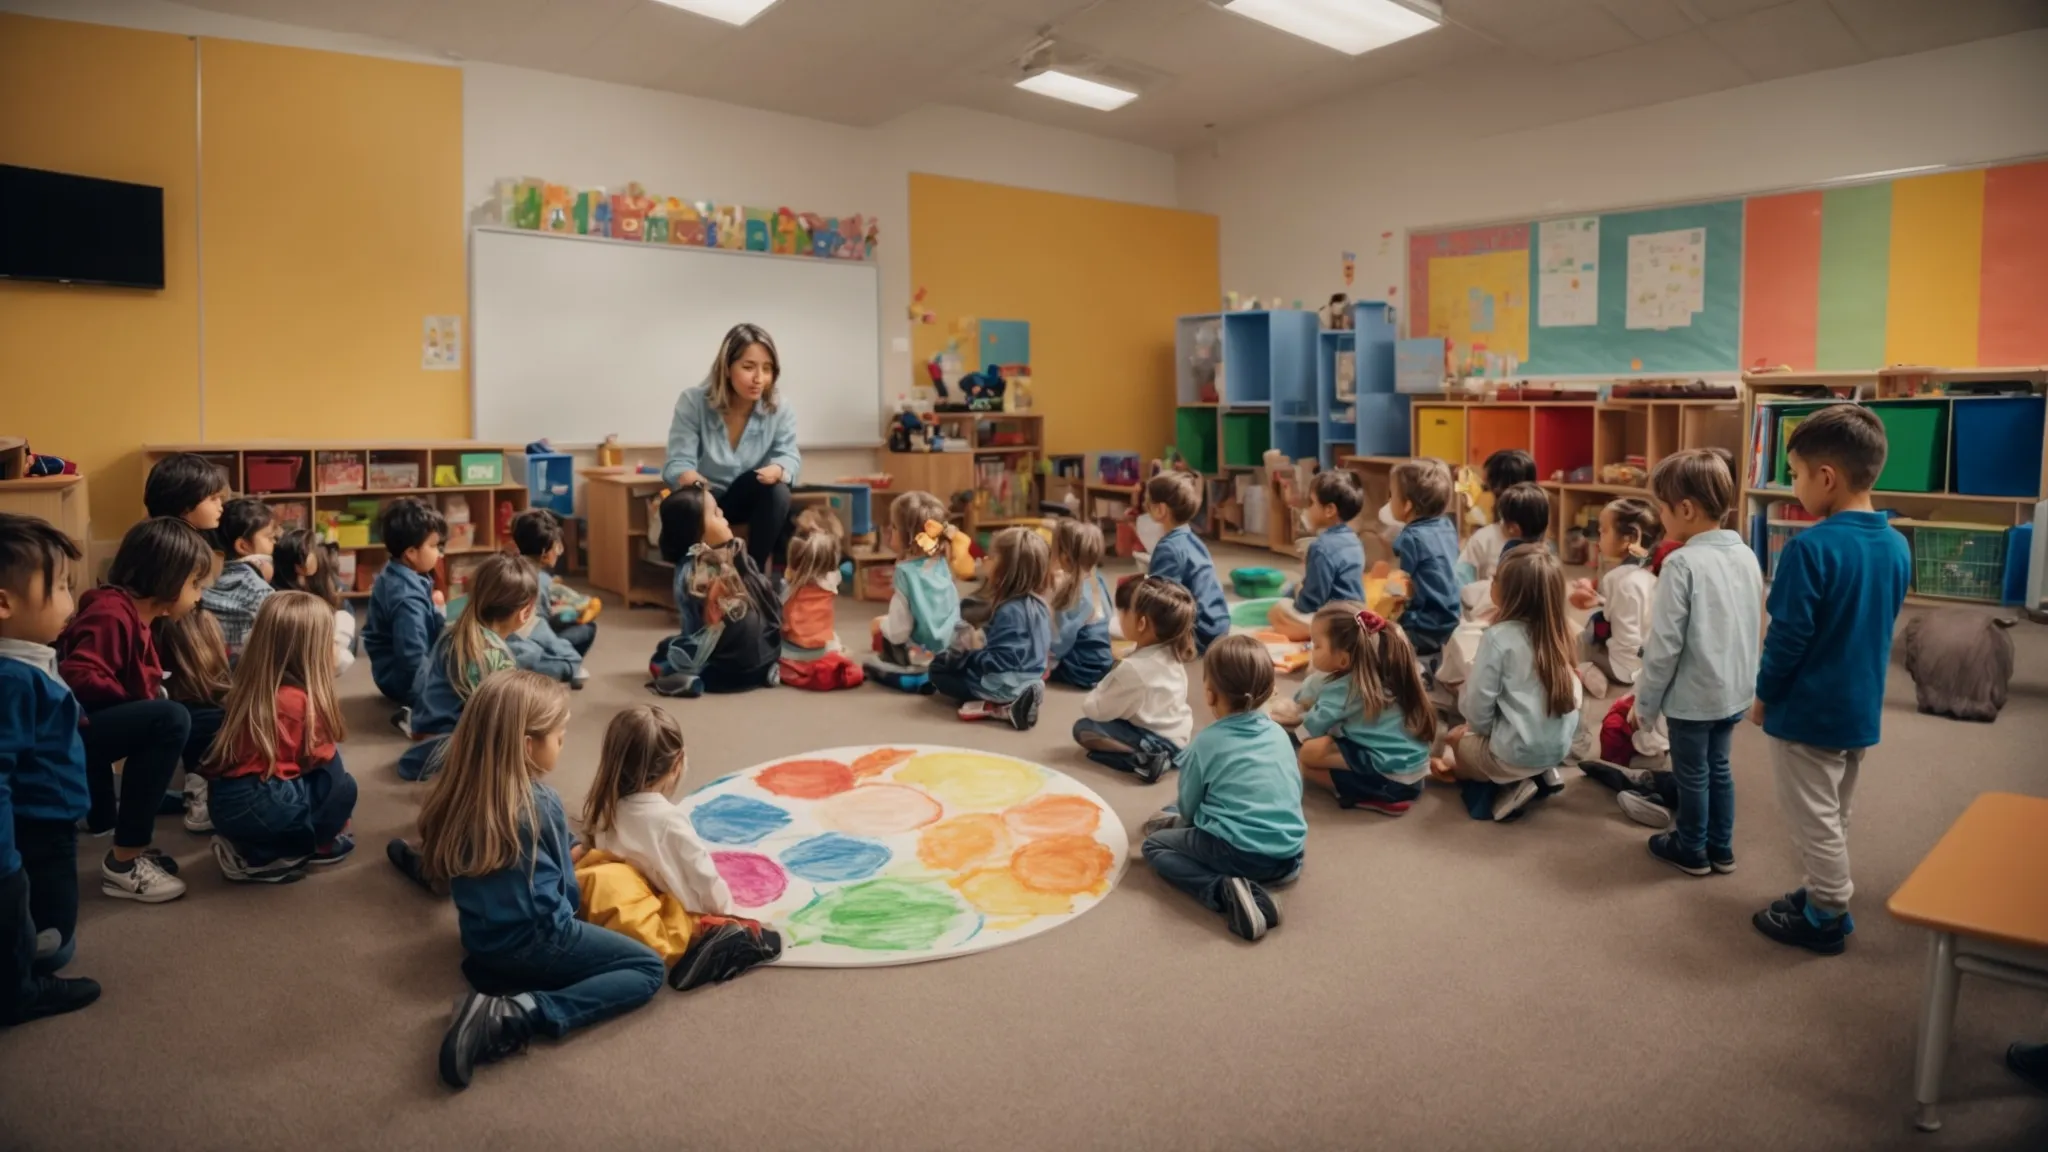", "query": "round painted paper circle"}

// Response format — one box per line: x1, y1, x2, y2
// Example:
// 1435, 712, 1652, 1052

680, 745, 1128, 967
